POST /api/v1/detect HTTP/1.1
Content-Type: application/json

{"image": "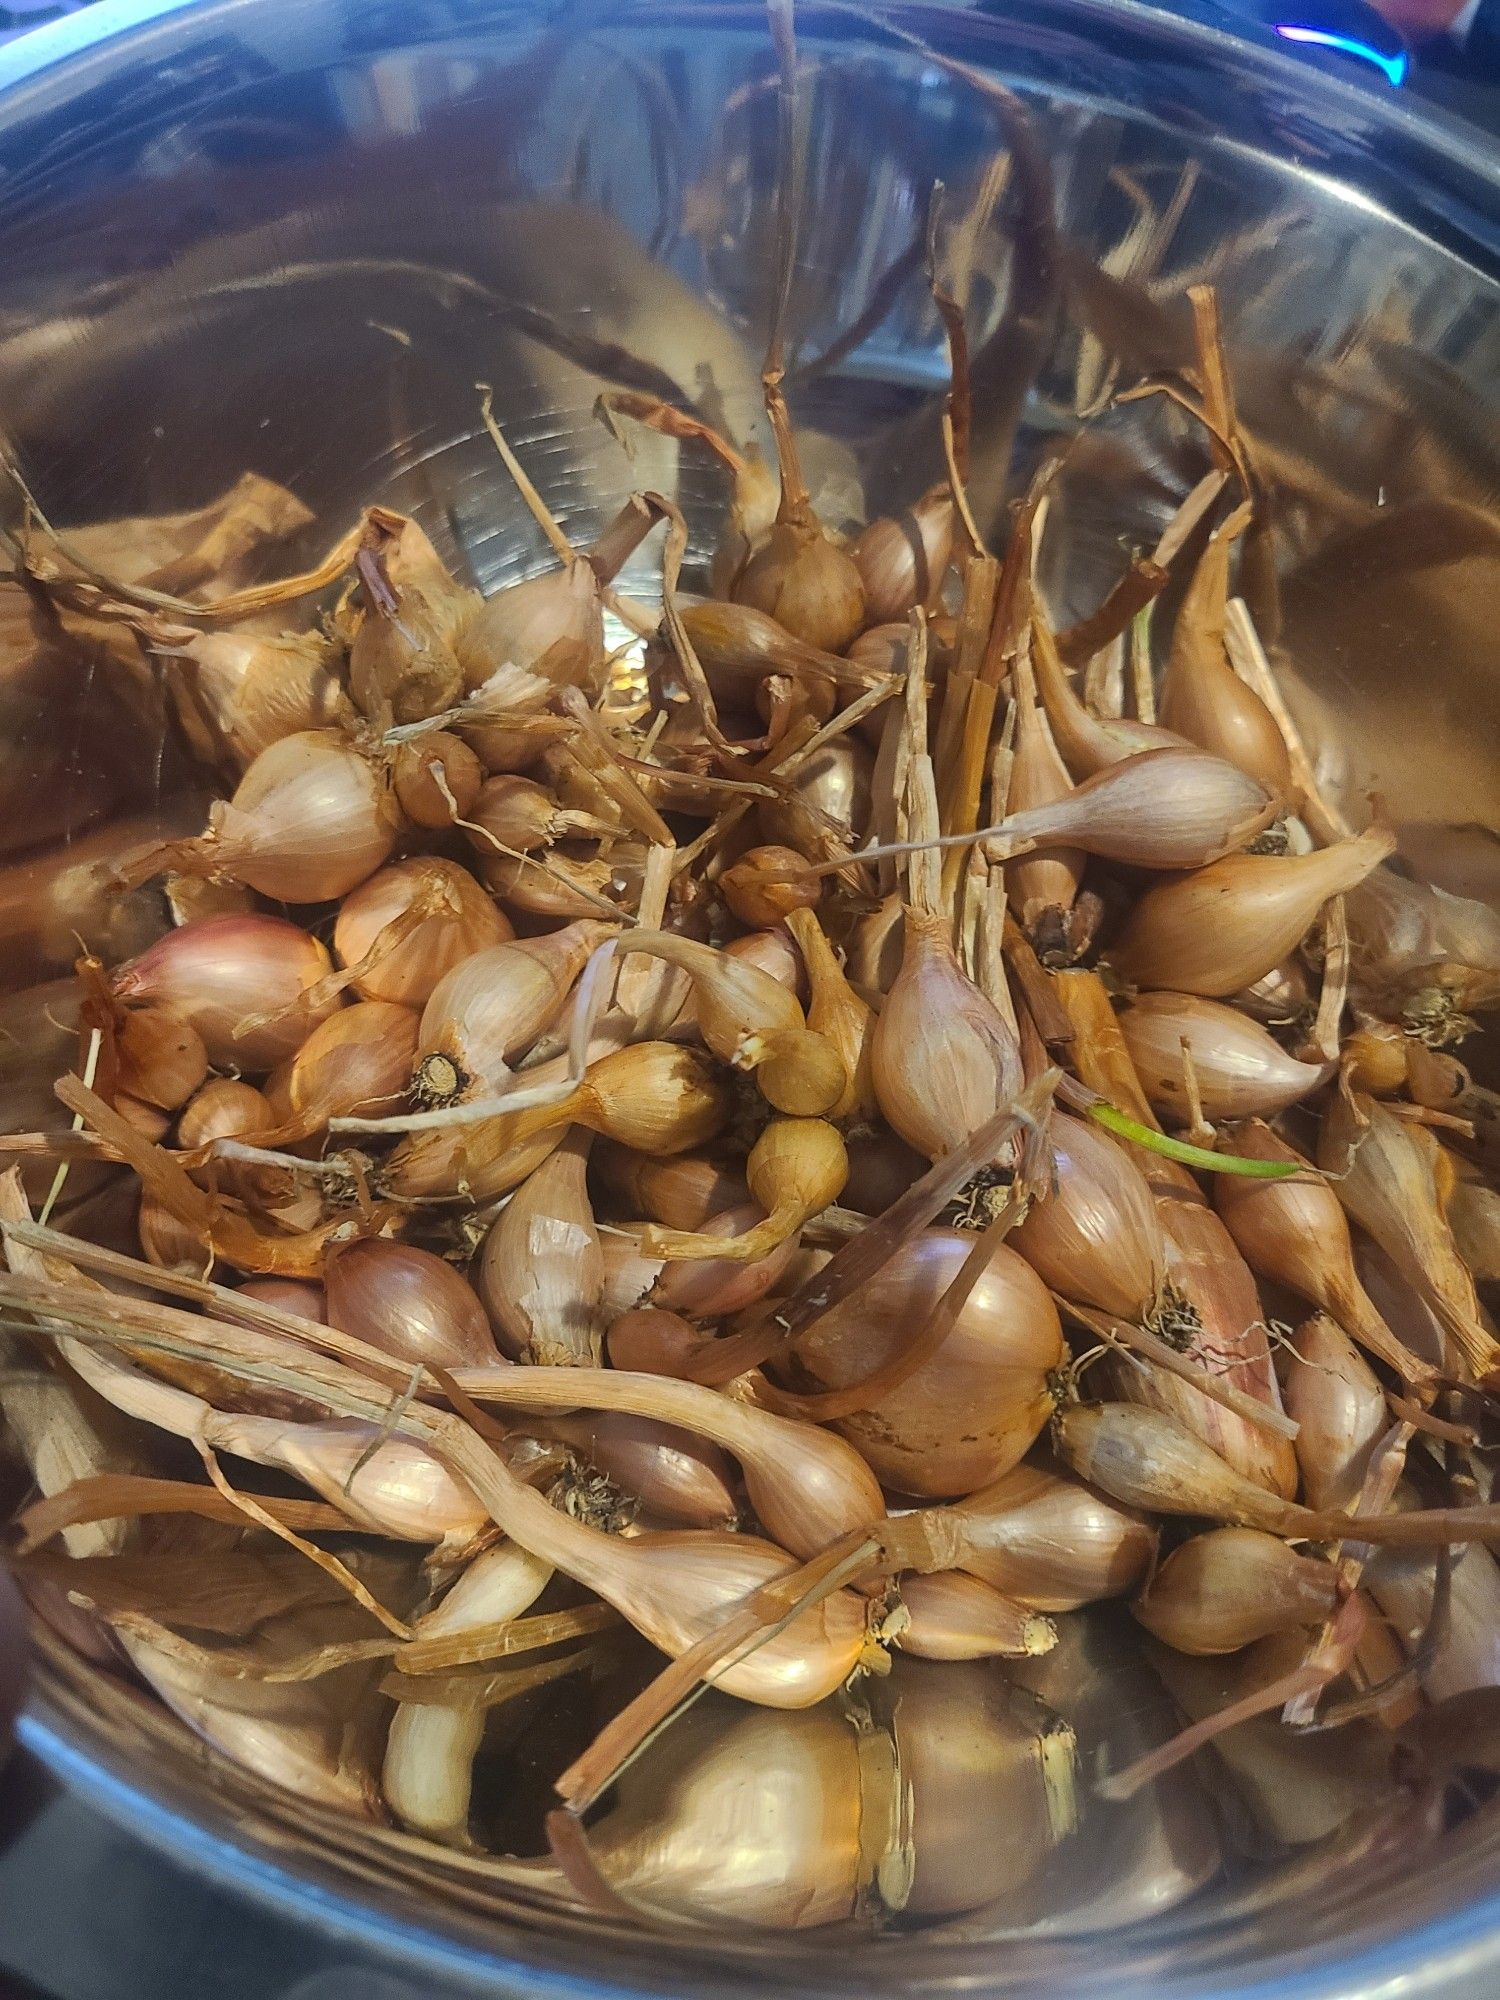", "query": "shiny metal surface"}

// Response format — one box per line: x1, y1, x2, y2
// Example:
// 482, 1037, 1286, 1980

0, 0, 1497, 1994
